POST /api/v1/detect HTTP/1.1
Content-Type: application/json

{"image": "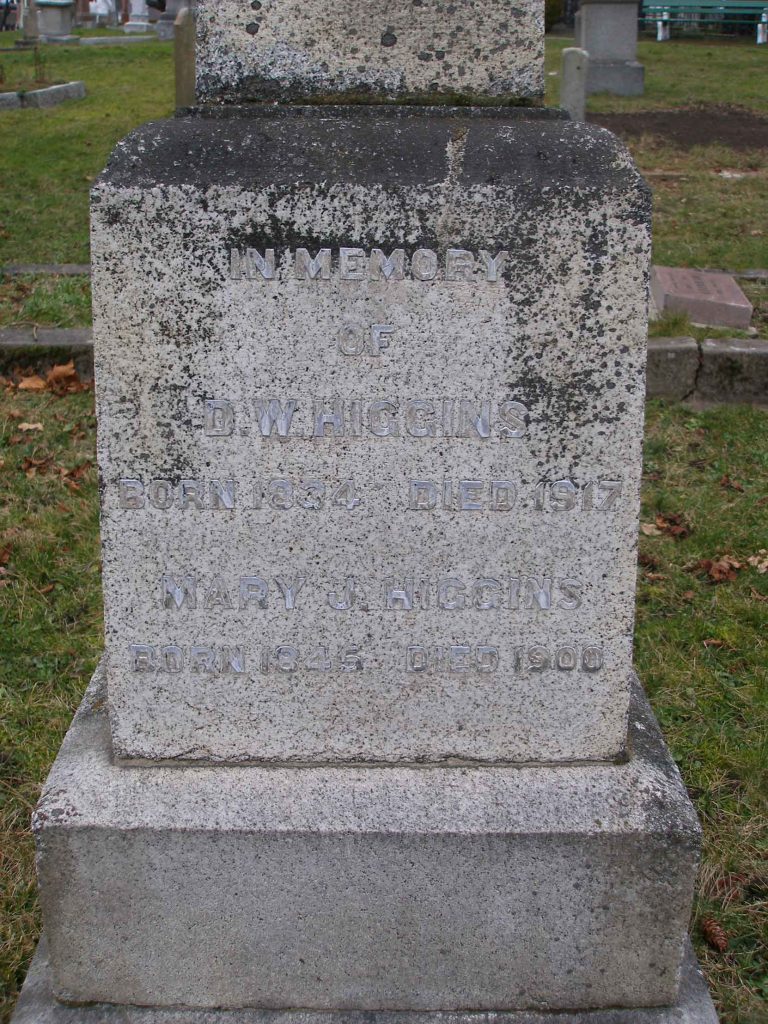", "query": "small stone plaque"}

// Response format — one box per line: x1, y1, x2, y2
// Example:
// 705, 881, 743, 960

651, 266, 753, 329
92, 109, 650, 765
195, 0, 545, 104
